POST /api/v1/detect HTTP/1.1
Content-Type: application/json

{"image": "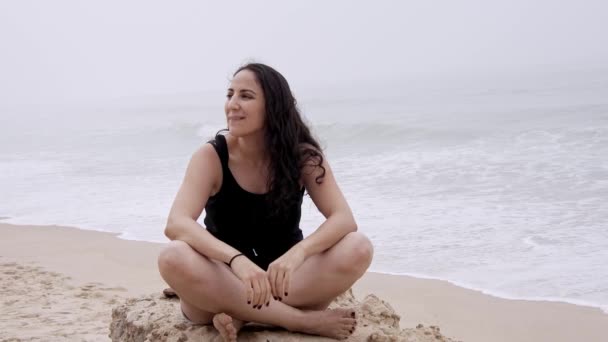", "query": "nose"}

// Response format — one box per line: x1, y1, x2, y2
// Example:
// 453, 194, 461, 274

227, 96, 240, 111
